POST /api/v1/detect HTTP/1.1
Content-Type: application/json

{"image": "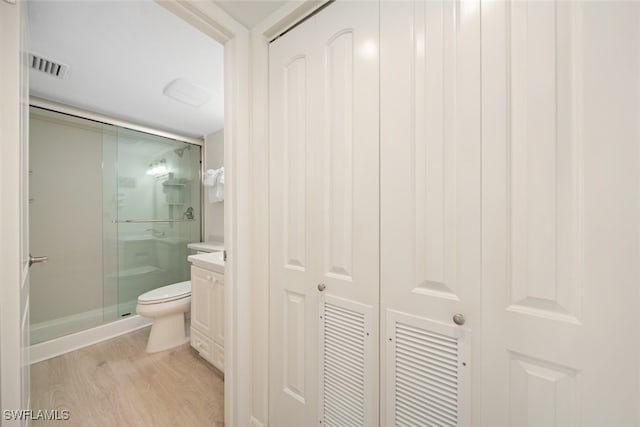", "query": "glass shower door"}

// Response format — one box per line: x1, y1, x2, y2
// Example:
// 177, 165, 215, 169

30, 107, 116, 343
113, 127, 201, 317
